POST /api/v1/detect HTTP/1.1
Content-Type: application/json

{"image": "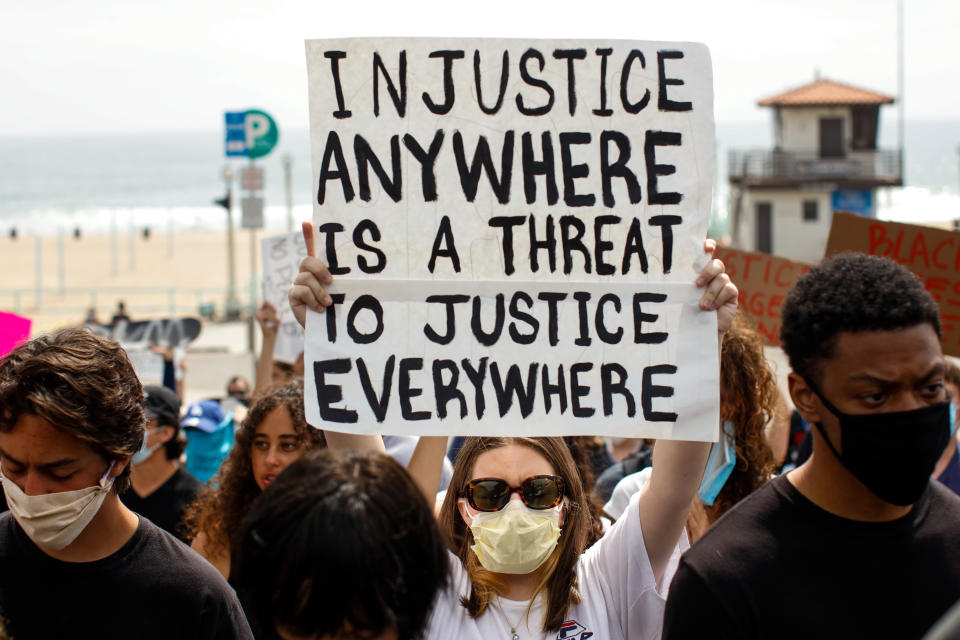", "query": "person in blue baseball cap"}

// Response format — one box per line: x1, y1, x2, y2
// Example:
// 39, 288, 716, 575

181, 399, 233, 484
